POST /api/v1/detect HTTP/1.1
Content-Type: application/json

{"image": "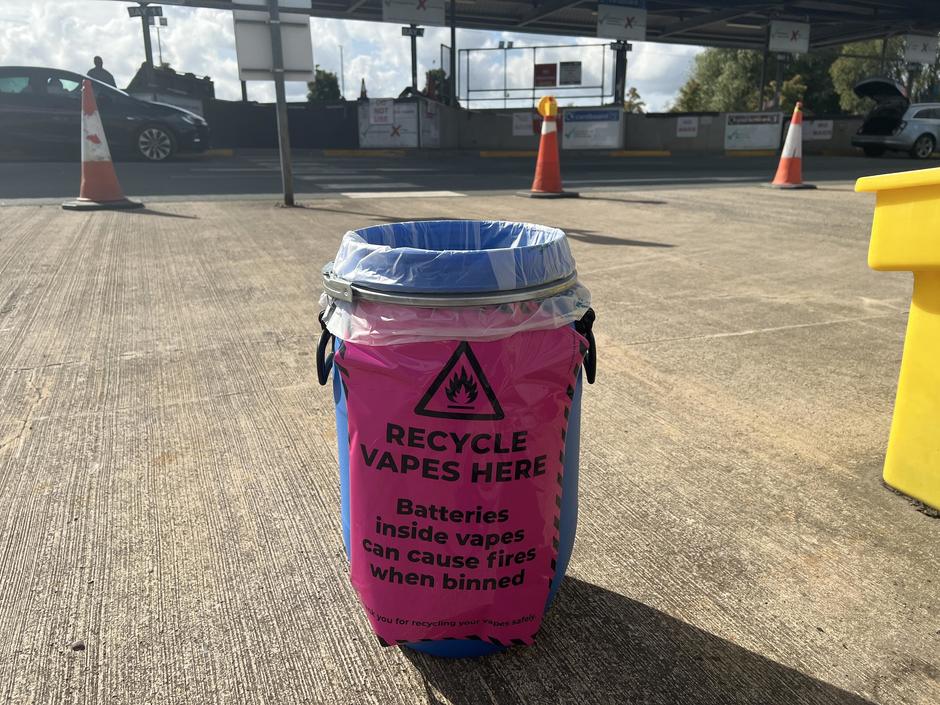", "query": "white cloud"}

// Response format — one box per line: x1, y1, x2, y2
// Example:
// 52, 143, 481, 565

0, 0, 701, 110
